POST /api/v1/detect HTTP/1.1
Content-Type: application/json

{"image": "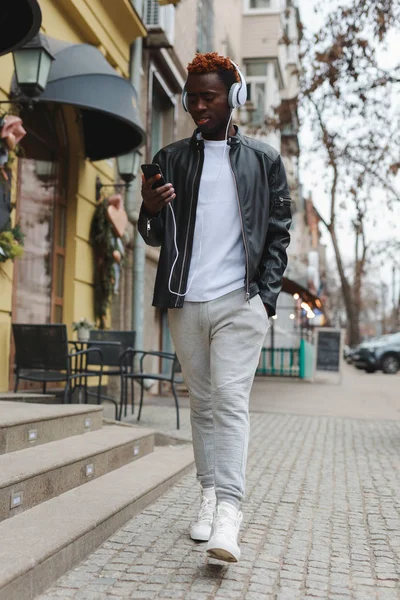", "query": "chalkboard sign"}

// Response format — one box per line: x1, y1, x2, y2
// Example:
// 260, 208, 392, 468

316, 329, 342, 372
